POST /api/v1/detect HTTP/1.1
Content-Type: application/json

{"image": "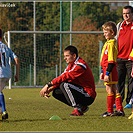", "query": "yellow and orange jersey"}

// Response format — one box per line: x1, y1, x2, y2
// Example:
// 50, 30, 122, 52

100, 39, 118, 68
